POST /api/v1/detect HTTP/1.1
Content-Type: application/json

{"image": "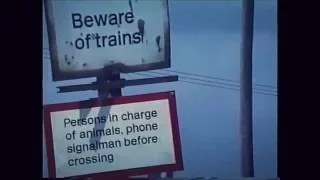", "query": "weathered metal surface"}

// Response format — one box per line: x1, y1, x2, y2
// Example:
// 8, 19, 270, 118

44, 0, 171, 81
